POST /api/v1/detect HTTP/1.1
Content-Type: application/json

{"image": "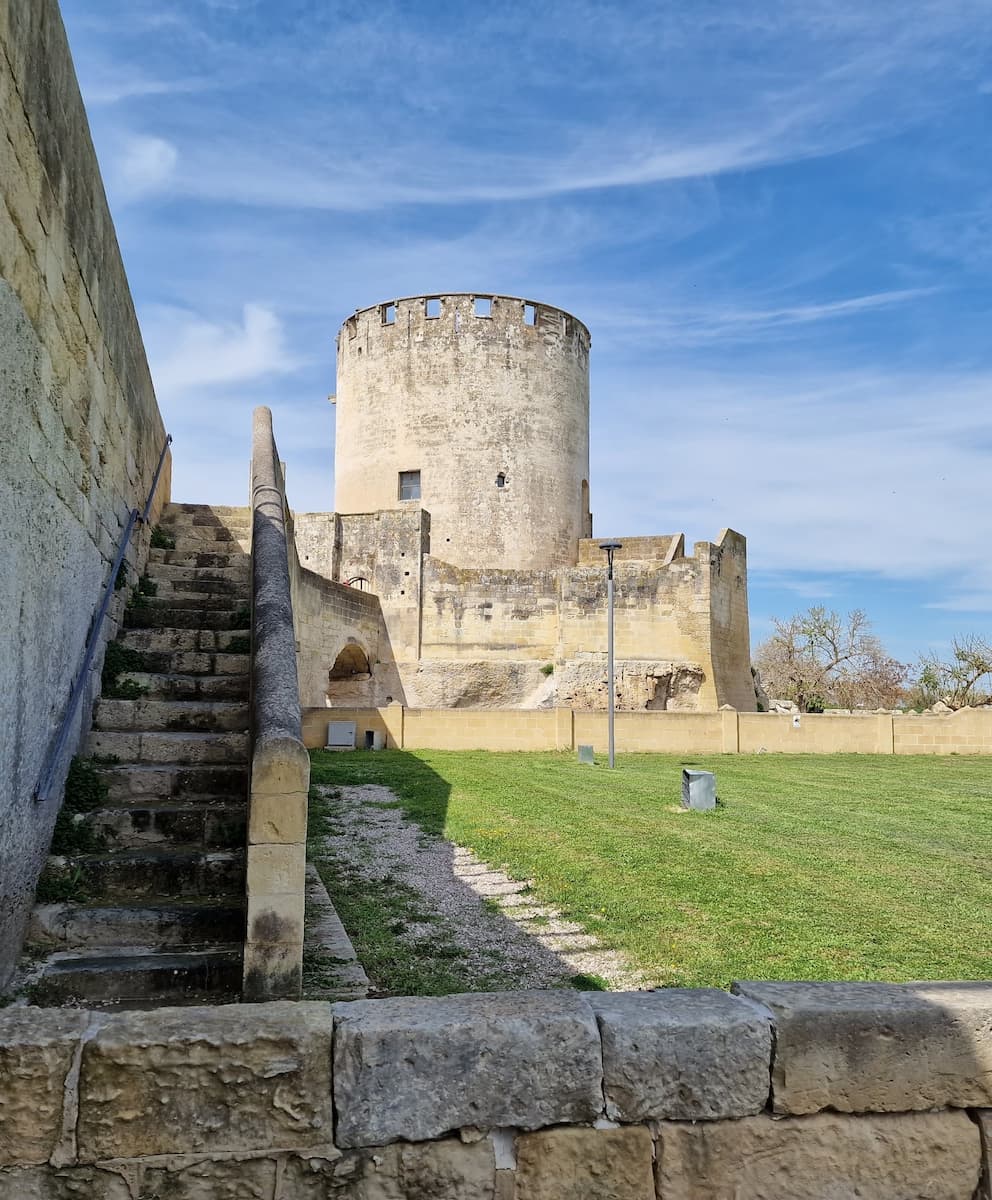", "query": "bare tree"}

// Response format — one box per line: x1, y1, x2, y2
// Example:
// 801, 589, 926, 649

914, 636, 992, 710
753, 607, 907, 713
